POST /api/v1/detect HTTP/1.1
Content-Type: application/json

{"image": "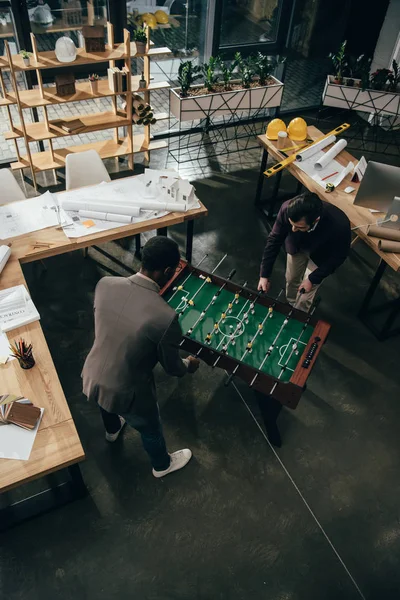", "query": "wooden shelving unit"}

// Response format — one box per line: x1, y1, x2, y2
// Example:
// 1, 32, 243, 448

0, 22, 171, 189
